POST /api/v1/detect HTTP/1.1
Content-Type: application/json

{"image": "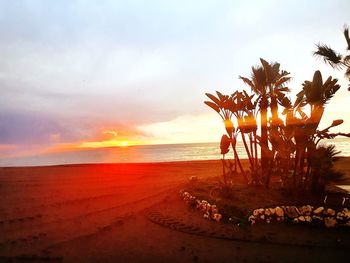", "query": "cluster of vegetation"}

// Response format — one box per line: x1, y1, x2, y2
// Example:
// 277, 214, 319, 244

205, 26, 350, 193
